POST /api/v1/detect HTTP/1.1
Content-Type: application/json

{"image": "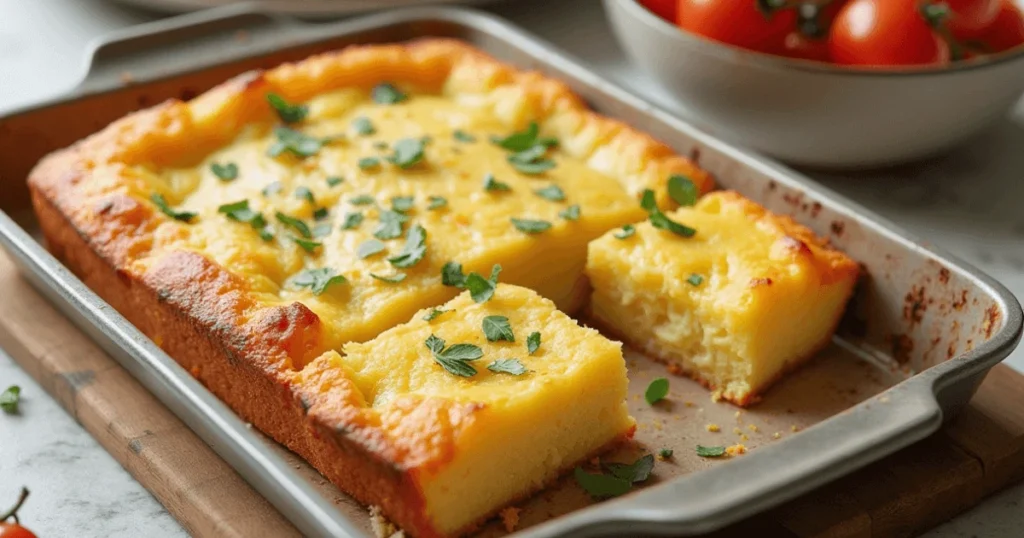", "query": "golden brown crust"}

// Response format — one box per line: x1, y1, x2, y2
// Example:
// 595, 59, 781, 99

27, 39, 706, 537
